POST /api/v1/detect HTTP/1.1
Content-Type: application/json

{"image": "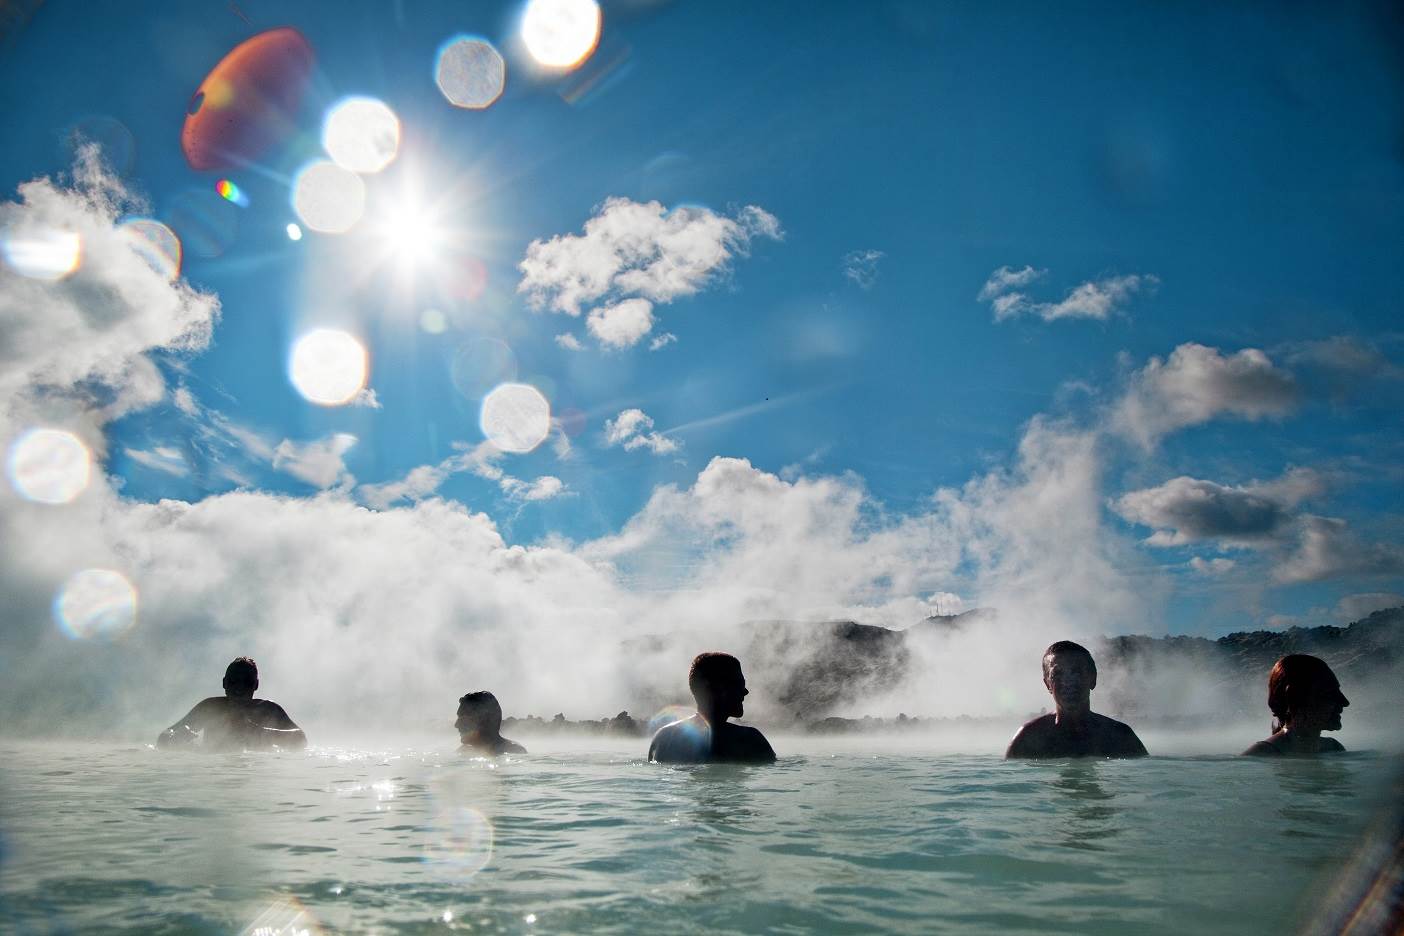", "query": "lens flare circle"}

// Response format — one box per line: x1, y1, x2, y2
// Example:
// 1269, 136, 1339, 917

7, 428, 91, 504
286, 222, 303, 241
435, 37, 506, 109
451, 338, 518, 401
292, 160, 366, 234
480, 383, 551, 454
521, 0, 601, 69
55, 569, 137, 640
118, 219, 182, 281
215, 178, 250, 207
289, 329, 368, 406
1, 228, 81, 280
423, 807, 494, 881
322, 97, 400, 174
